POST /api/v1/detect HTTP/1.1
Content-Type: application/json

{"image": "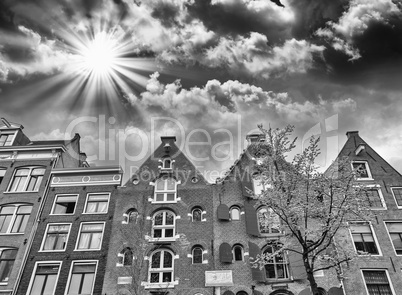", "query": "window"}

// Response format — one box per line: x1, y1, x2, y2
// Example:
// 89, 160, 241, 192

76, 223, 104, 251
362, 270, 393, 295
192, 247, 203, 264
352, 161, 372, 179
0, 248, 17, 283
66, 261, 97, 295
28, 262, 61, 295
120, 248, 133, 266
0, 133, 14, 147
0, 204, 32, 234
232, 245, 243, 261
124, 209, 138, 224
41, 224, 70, 251
350, 223, 379, 255
257, 207, 280, 234
364, 187, 385, 209
51, 195, 77, 215
152, 211, 175, 240
8, 166, 46, 192
385, 222, 402, 255
162, 158, 172, 169
149, 249, 174, 284
391, 188, 402, 208
84, 193, 109, 214
0, 169, 6, 185
154, 177, 177, 203
263, 242, 289, 280
230, 206, 240, 220
192, 208, 202, 222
